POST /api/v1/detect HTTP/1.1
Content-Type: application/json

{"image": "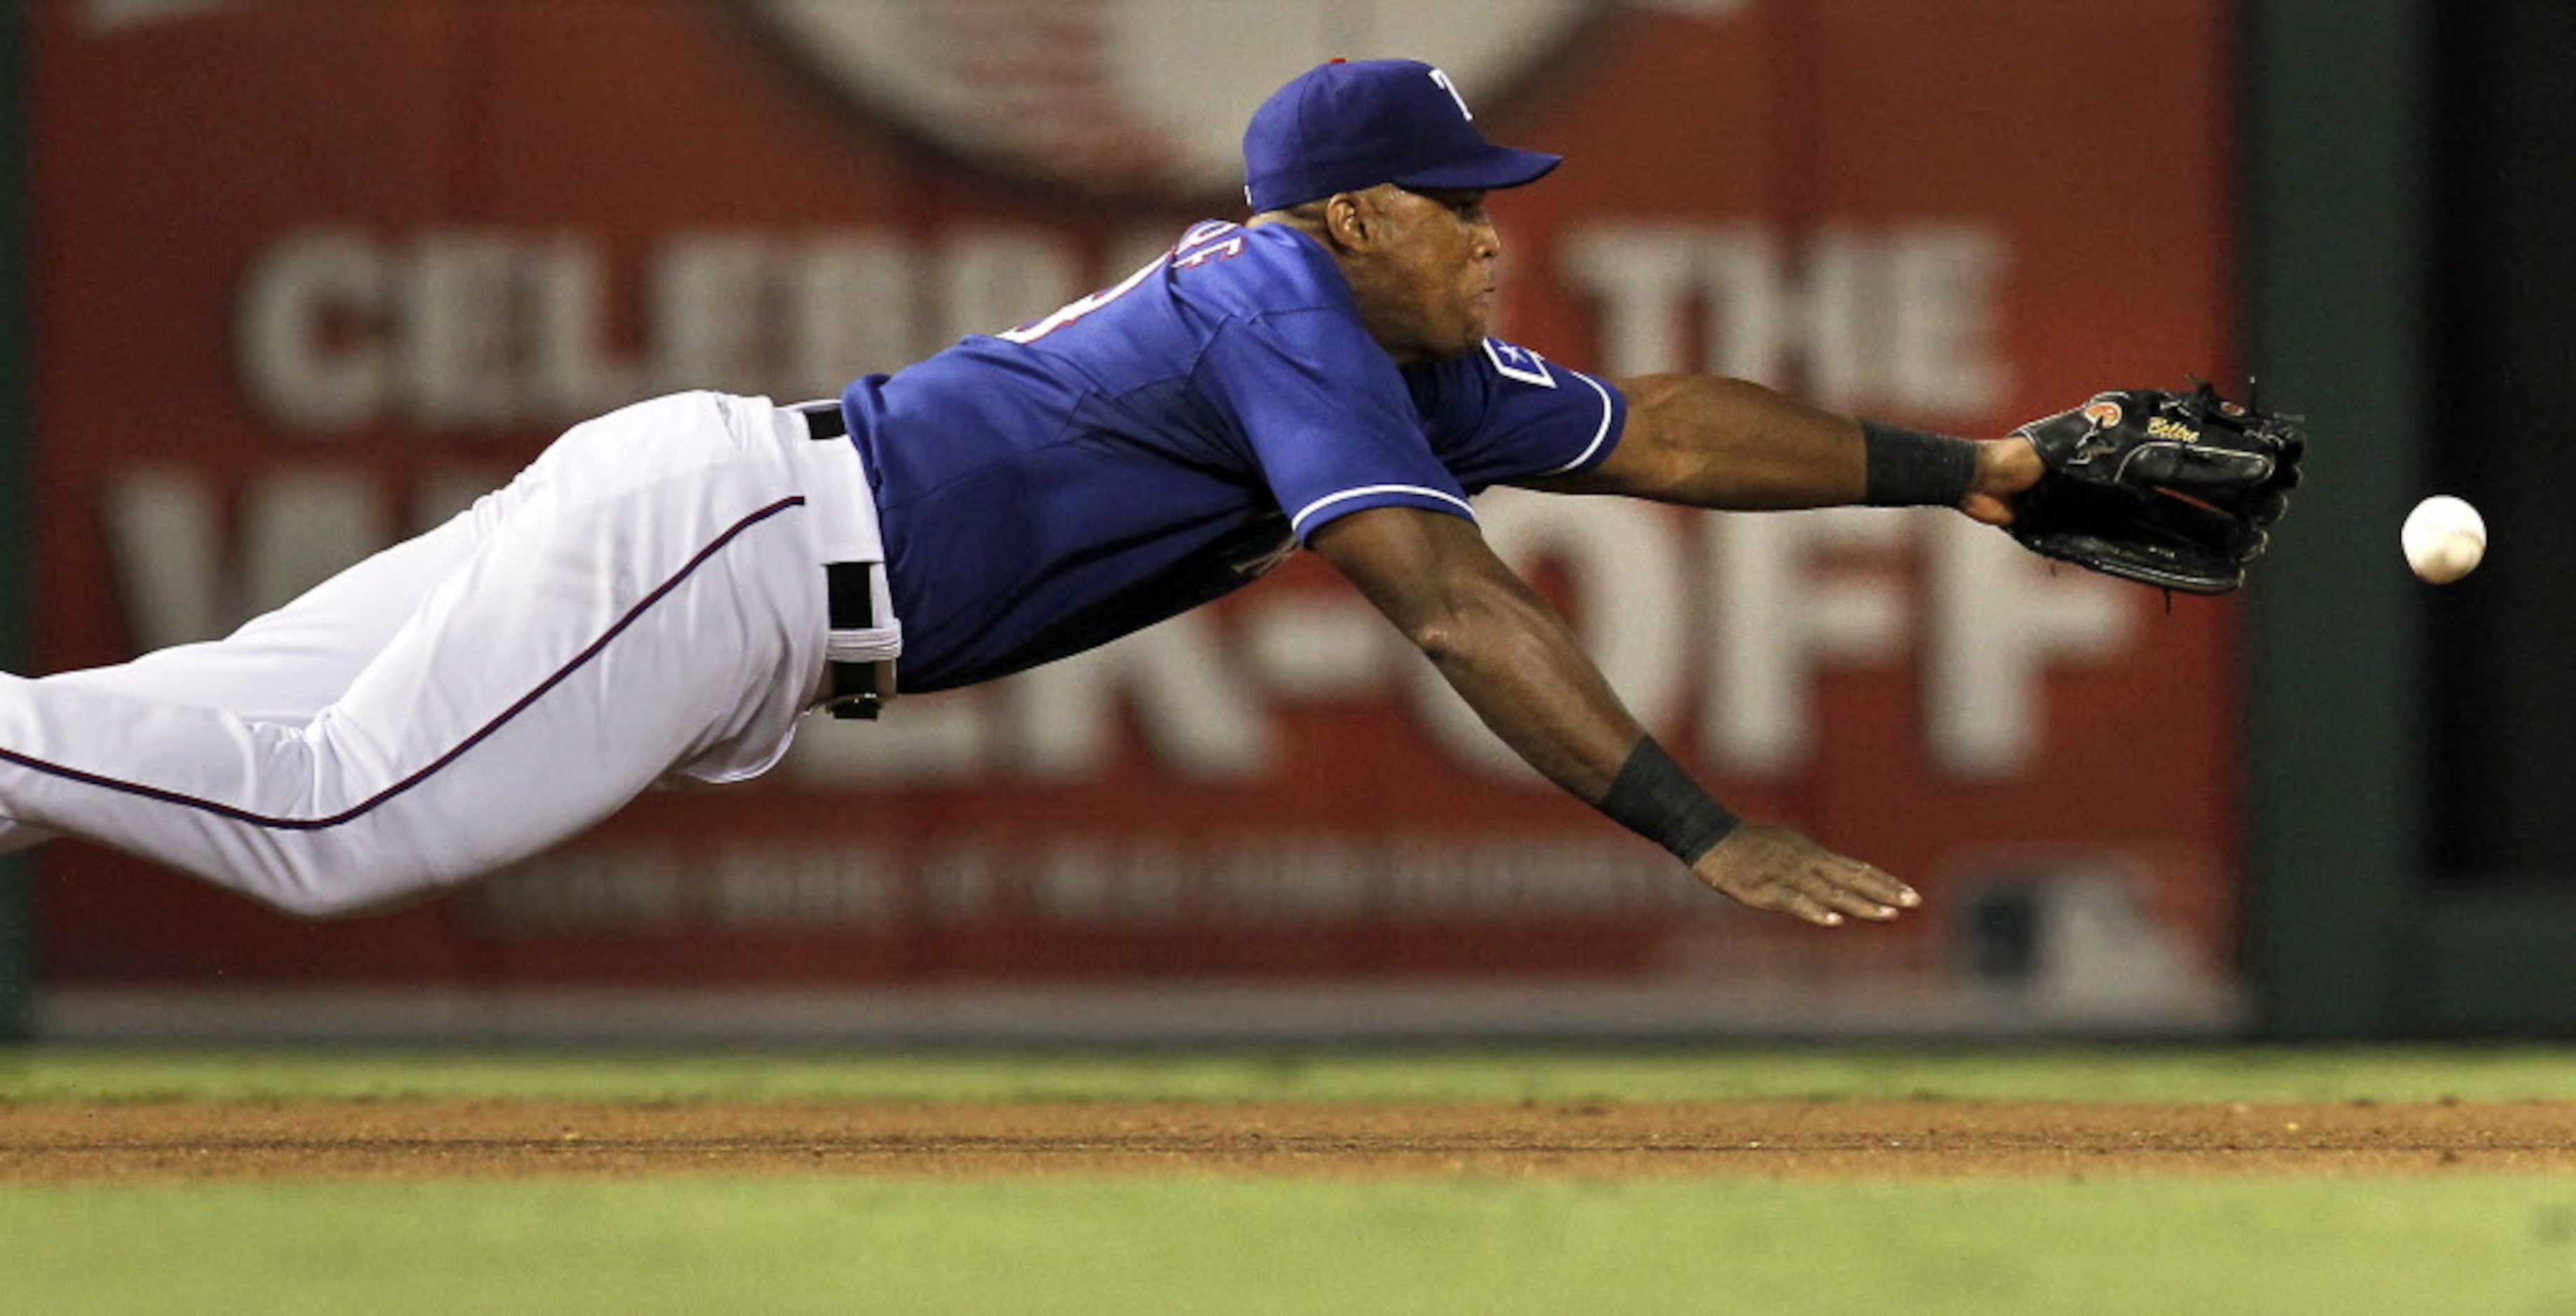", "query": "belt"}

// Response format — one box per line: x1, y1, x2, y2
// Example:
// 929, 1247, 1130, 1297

801, 404, 894, 720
